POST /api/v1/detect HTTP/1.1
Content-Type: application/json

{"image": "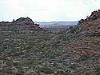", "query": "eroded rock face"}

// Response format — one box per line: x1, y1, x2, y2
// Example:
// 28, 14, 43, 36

0, 17, 41, 31
79, 10, 100, 33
